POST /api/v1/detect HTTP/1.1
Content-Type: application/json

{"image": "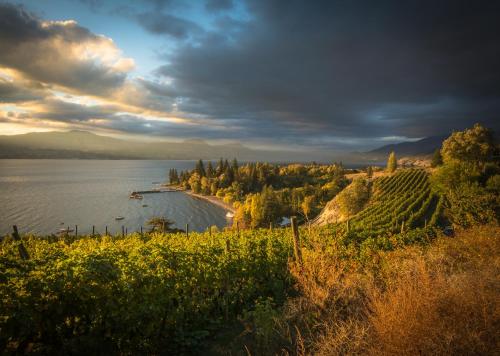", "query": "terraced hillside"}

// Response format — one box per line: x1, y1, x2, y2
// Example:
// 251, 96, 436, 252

351, 169, 442, 233
316, 169, 444, 239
